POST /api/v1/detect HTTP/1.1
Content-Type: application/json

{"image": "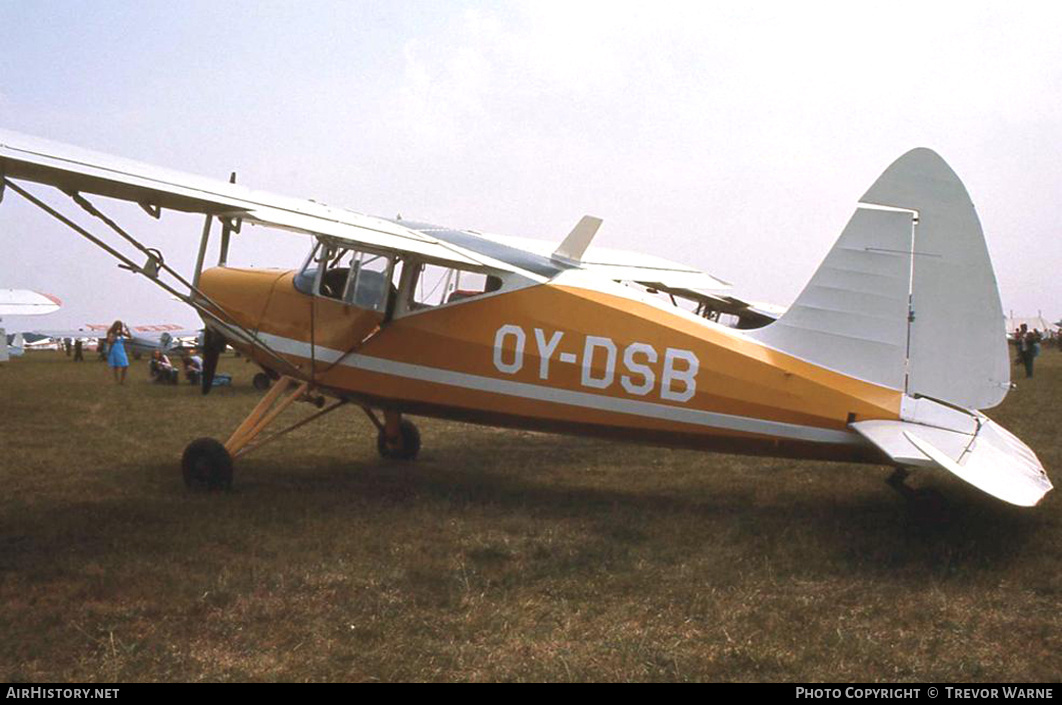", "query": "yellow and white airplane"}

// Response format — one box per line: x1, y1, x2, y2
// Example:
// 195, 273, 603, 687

0, 129, 1052, 506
